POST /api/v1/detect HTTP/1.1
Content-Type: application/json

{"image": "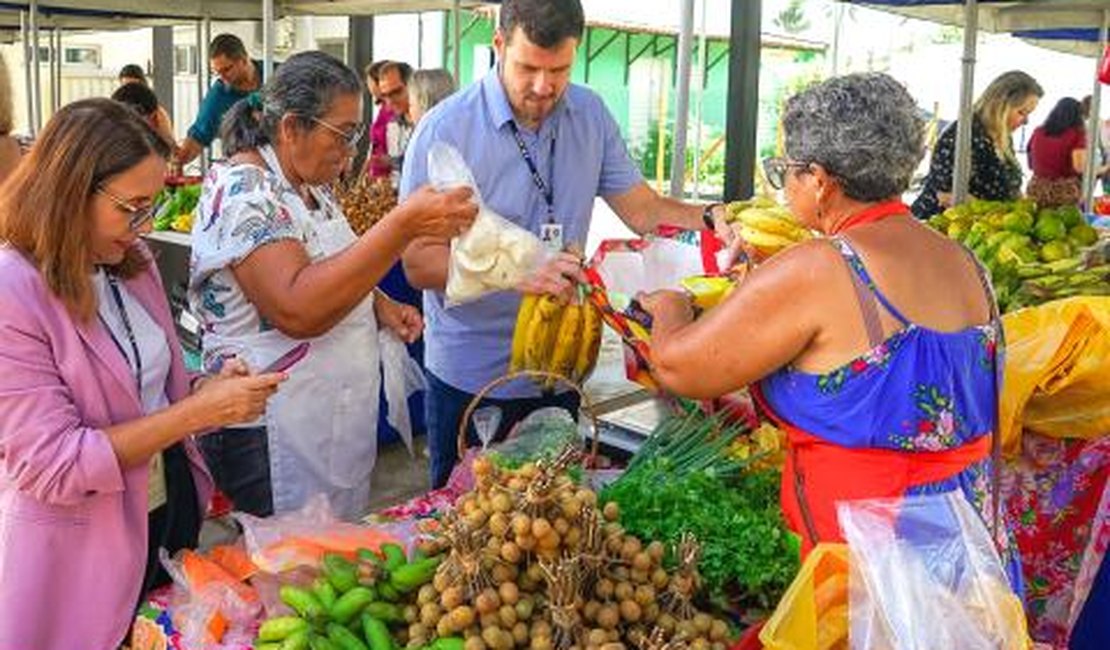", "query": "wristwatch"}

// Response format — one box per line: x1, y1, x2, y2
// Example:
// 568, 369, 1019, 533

702, 203, 722, 230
